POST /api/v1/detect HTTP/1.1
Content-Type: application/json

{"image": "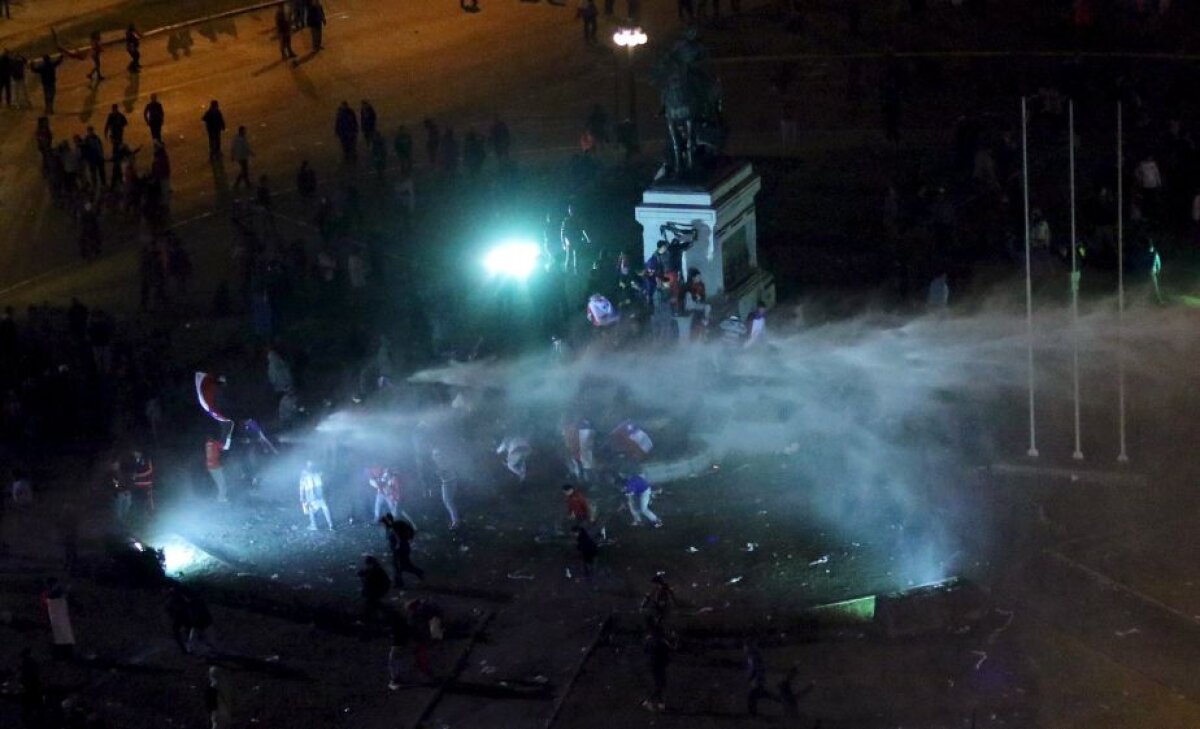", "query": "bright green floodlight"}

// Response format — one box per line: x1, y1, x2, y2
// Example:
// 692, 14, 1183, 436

484, 240, 541, 280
